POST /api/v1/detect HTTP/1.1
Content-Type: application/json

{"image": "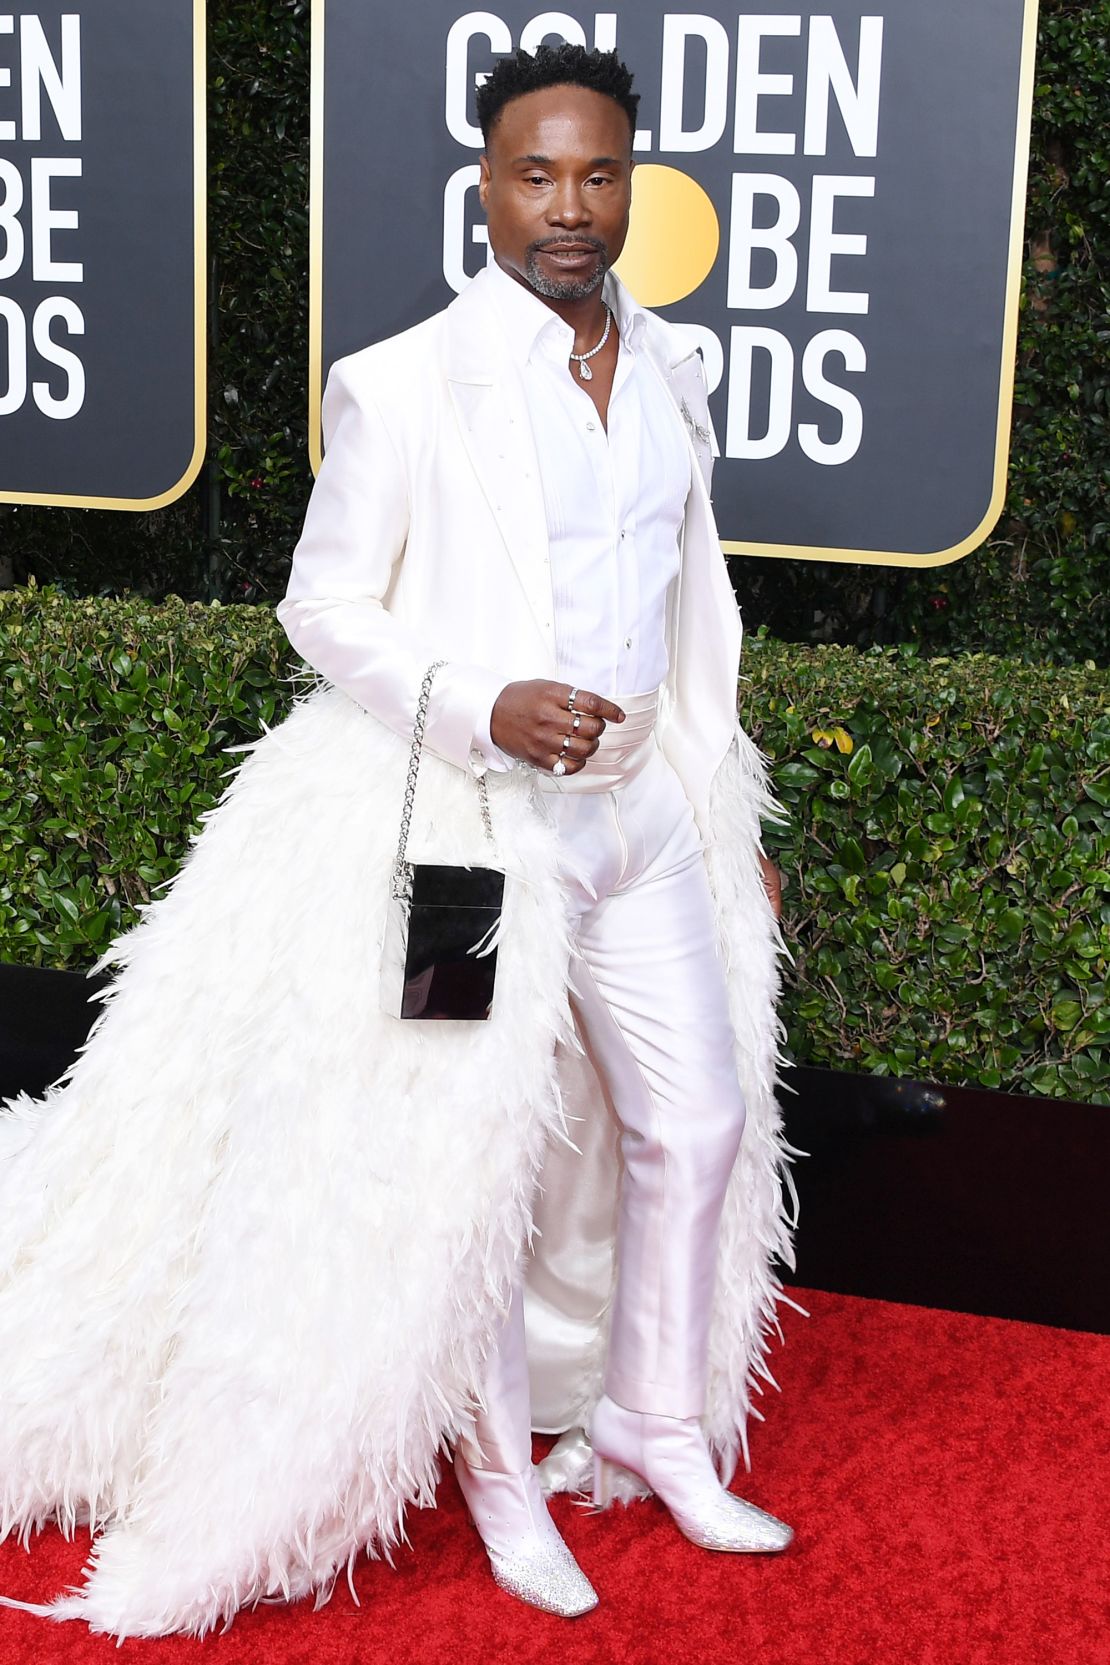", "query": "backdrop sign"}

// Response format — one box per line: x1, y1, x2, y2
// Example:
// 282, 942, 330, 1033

311, 0, 1038, 566
0, 2, 204, 510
